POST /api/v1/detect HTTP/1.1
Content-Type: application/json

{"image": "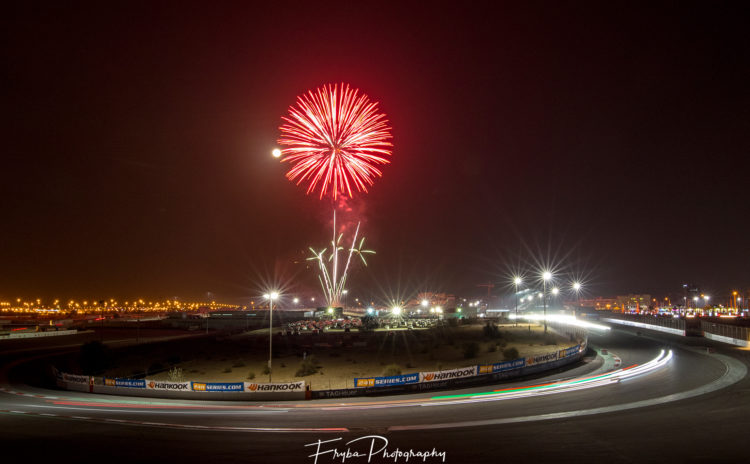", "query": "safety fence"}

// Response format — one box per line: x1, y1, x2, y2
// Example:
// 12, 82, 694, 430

0, 329, 78, 340
602, 316, 686, 336
701, 321, 750, 347
313, 339, 588, 399
56, 339, 589, 401
55, 370, 307, 400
